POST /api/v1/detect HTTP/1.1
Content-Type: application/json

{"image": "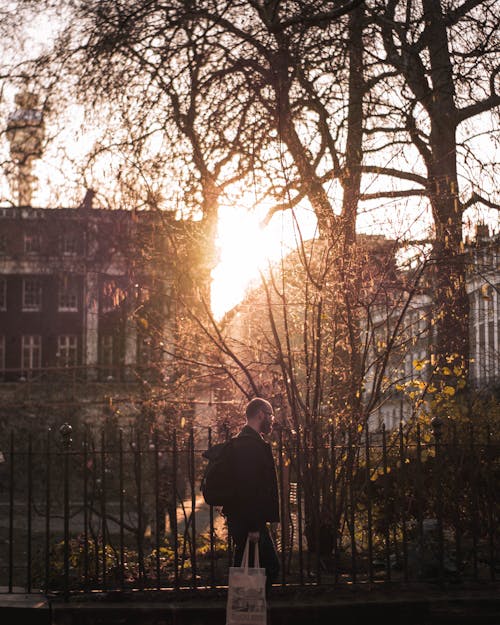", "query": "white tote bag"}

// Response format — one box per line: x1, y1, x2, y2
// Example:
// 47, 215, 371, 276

226, 537, 267, 625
